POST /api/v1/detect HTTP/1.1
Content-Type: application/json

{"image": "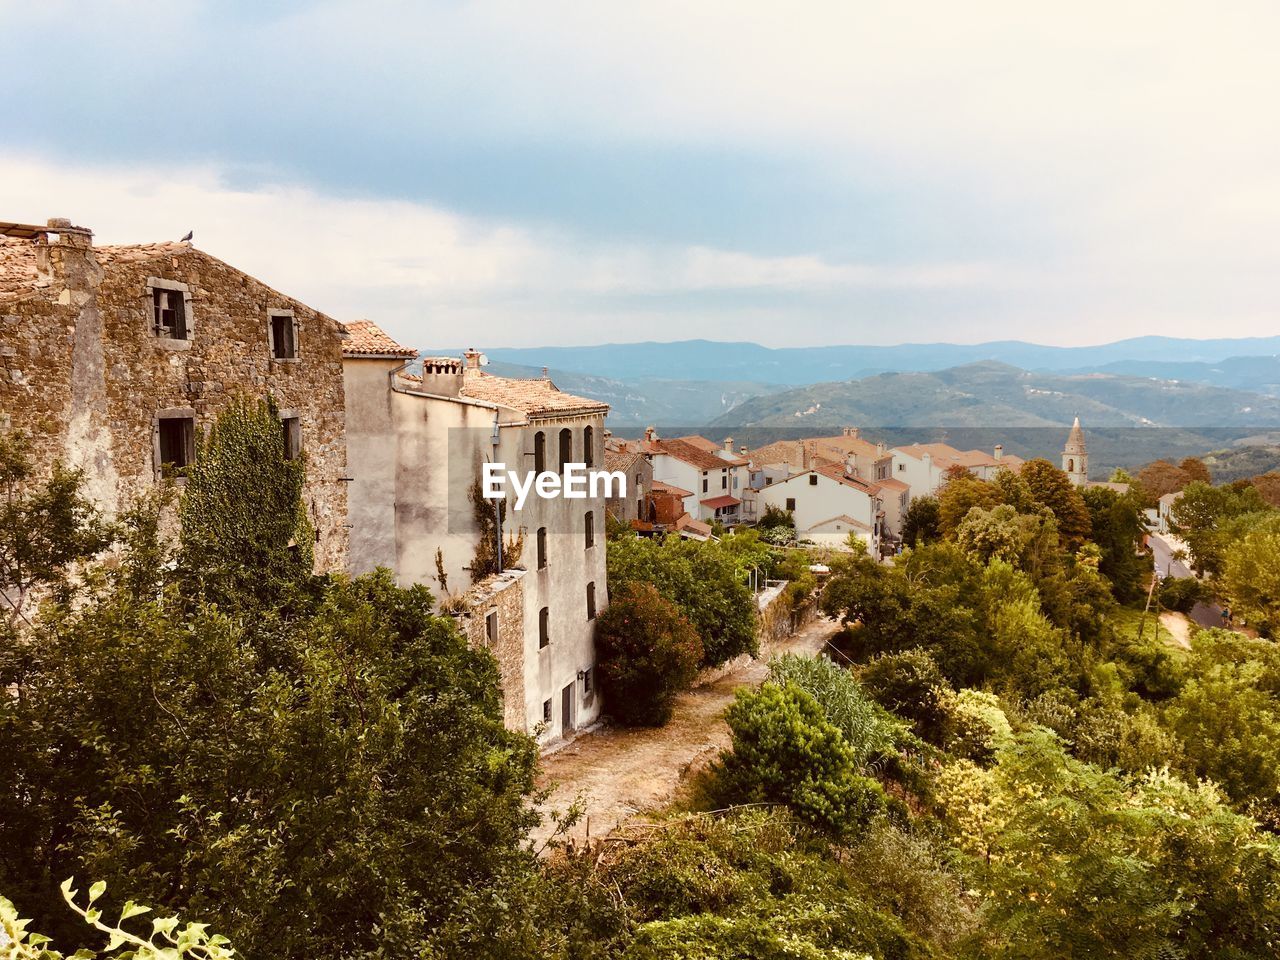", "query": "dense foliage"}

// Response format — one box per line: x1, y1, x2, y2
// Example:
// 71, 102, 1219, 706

594, 582, 703, 726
